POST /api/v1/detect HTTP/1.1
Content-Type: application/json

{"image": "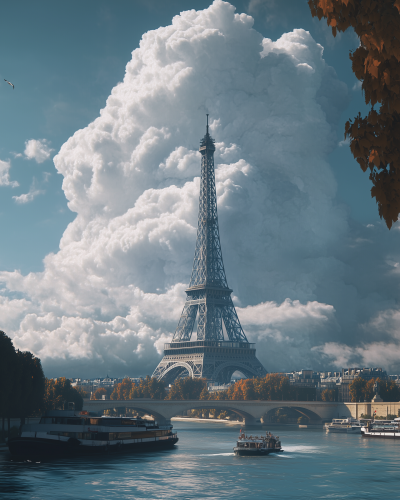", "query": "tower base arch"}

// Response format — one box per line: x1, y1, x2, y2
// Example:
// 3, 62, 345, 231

153, 341, 267, 384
